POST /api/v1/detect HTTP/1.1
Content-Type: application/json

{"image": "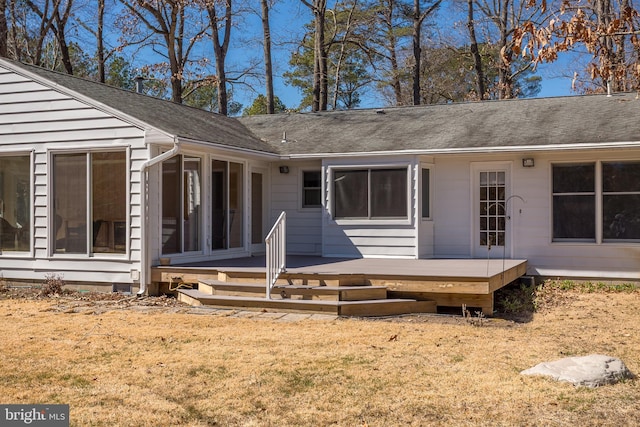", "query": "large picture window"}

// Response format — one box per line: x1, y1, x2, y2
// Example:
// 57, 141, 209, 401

0, 155, 30, 252
552, 161, 640, 242
53, 151, 127, 254
333, 167, 408, 219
